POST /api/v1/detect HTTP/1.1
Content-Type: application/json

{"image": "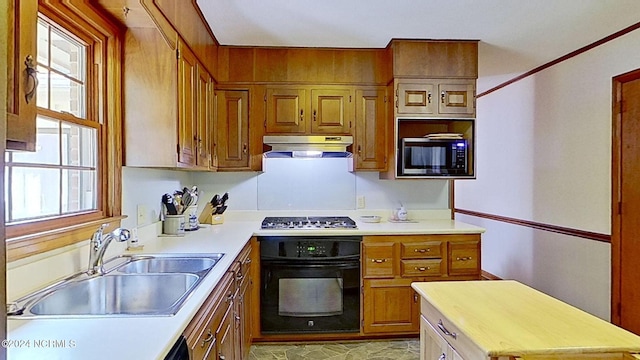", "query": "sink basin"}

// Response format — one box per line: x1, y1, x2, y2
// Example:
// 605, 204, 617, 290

26, 274, 198, 317
10, 253, 226, 318
116, 255, 221, 274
